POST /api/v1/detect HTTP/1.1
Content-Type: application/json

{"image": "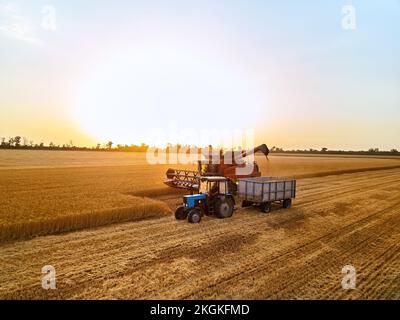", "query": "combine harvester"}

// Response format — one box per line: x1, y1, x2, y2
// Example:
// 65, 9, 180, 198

165, 144, 270, 193
169, 143, 296, 223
